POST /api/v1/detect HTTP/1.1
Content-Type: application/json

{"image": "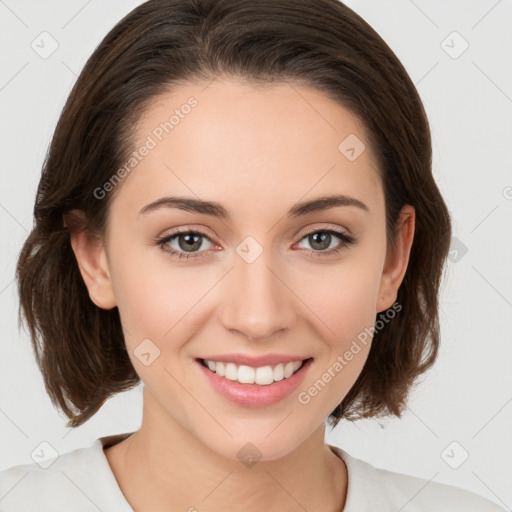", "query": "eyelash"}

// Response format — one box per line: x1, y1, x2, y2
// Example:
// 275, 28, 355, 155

154, 227, 356, 261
